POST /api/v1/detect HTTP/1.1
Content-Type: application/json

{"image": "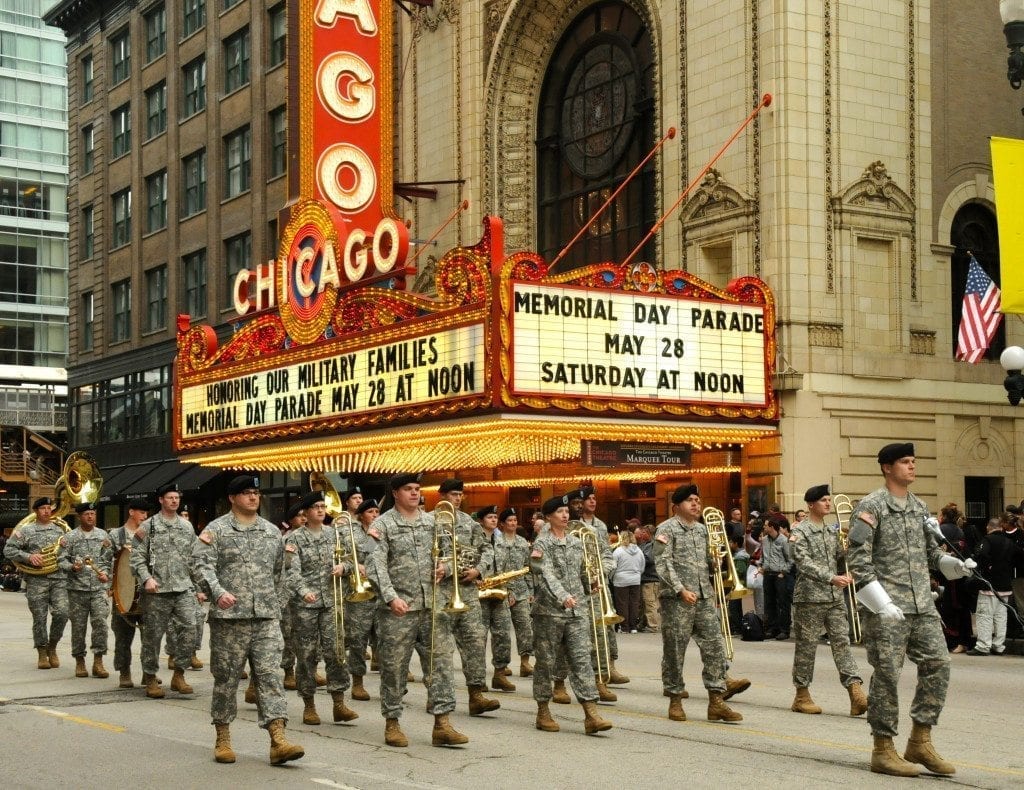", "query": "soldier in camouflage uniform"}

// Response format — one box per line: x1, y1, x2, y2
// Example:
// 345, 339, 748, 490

496, 508, 534, 677
191, 474, 304, 765
57, 502, 112, 679
366, 473, 467, 748
342, 486, 363, 520
475, 506, 516, 692
277, 500, 305, 690
848, 443, 974, 777
654, 484, 747, 724
285, 489, 358, 727
107, 498, 150, 687
346, 497, 381, 701
788, 484, 866, 716
530, 494, 612, 735
434, 479, 501, 715
3, 496, 68, 669
168, 505, 205, 673
129, 483, 197, 699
